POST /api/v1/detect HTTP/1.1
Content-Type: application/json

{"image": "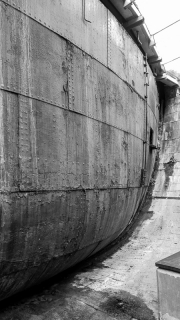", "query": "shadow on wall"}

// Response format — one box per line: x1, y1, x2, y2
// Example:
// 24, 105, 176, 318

163, 156, 176, 189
